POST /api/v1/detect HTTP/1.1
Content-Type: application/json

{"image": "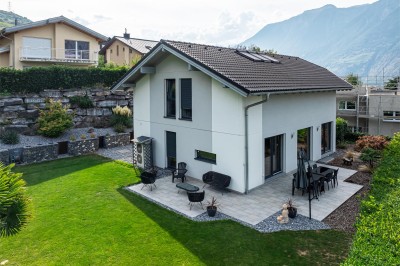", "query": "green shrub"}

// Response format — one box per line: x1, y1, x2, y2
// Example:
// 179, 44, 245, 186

336, 117, 348, 143
69, 95, 94, 108
343, 133, 400, 265
0, 131, 20, 144
0, 66, 128, 94
344, 131, 365, 142
360, 147, 381, 168
0, 163, 30, 237
111, 105, 132, 132
37, 100, 74, 138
